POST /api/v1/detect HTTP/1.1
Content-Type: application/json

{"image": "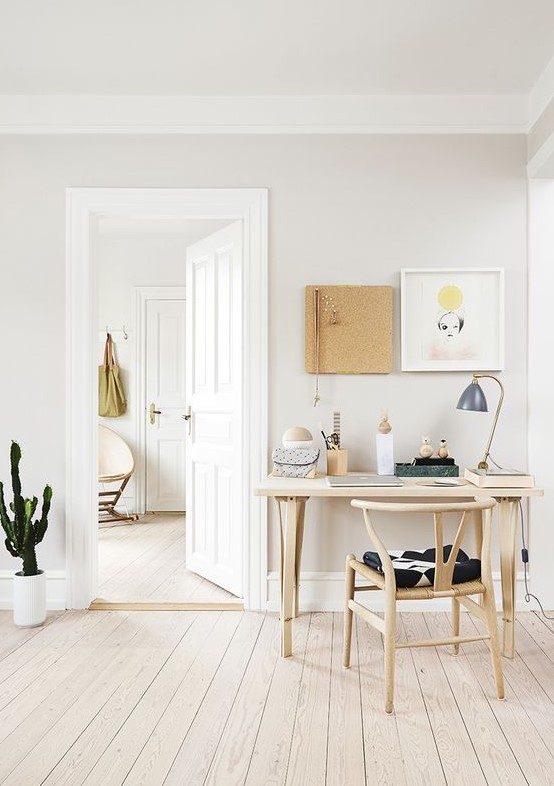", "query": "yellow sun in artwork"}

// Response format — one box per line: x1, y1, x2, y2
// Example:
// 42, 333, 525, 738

437, 285, 463, 311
